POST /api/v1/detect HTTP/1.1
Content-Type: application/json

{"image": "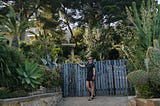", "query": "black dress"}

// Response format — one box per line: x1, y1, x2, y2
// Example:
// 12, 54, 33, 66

86, 63, 95, 81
